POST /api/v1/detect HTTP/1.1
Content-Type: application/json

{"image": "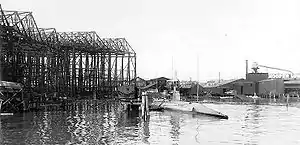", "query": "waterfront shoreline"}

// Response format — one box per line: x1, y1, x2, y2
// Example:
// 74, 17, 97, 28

182, 95, 300, 106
